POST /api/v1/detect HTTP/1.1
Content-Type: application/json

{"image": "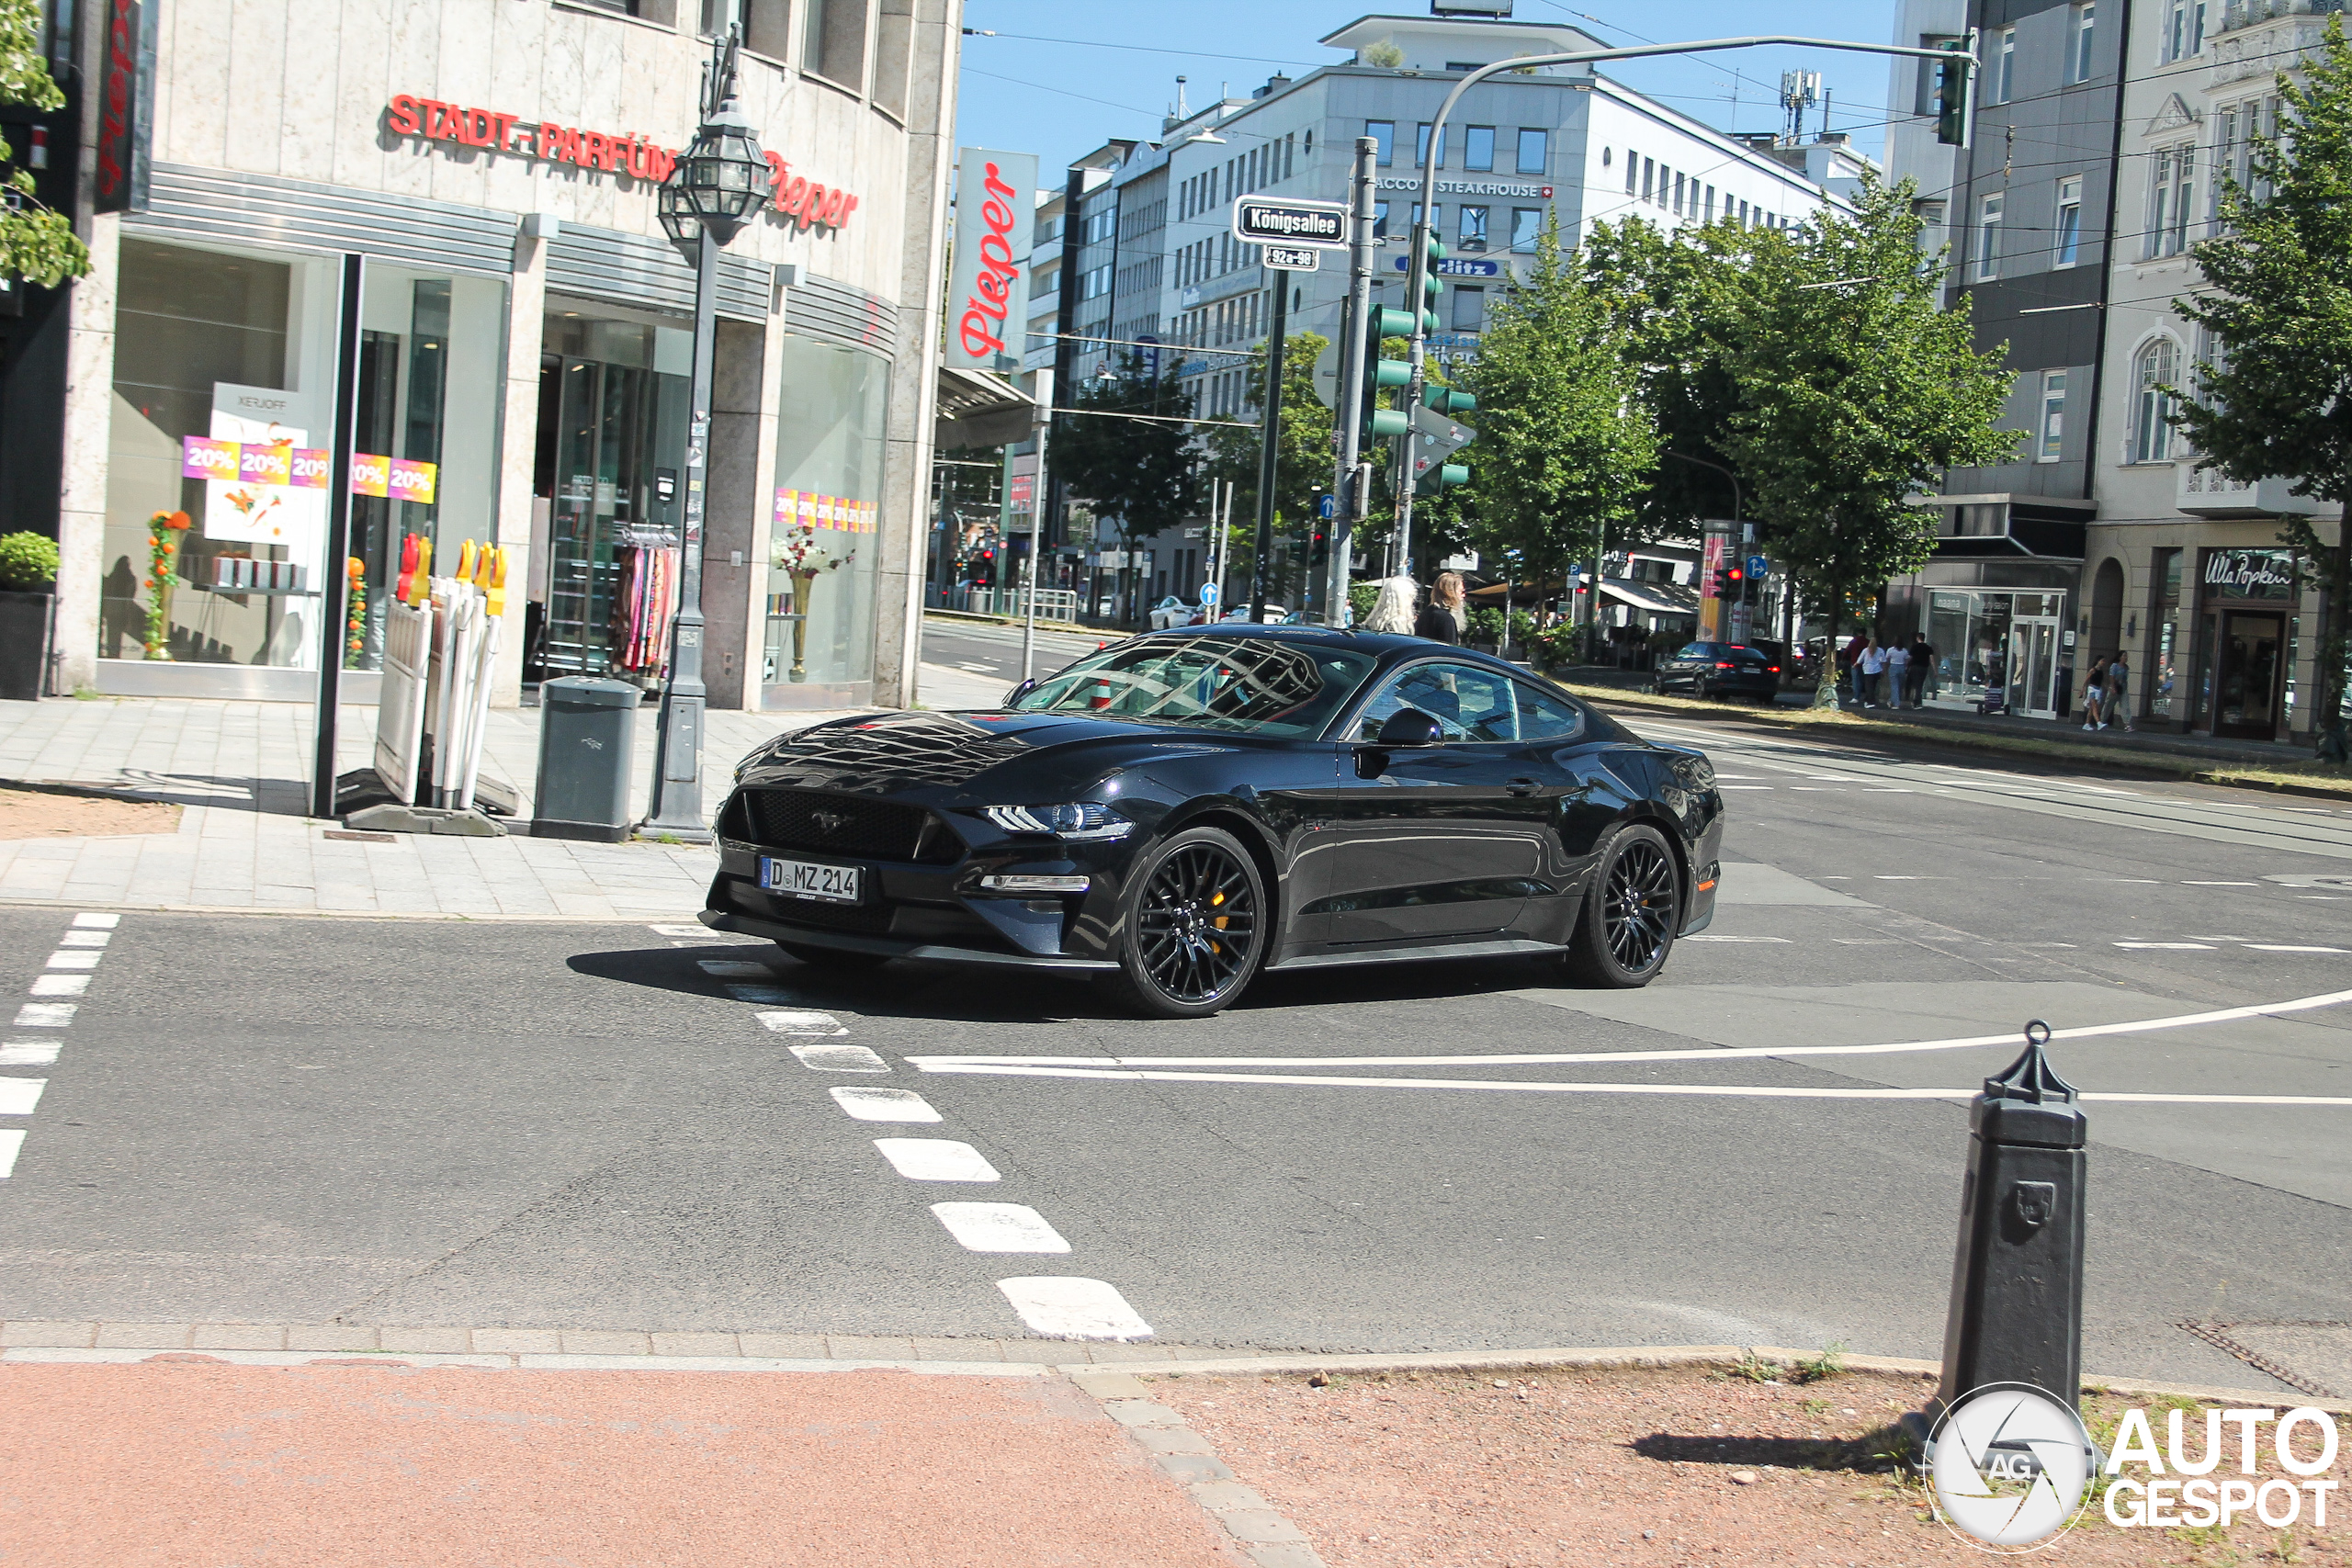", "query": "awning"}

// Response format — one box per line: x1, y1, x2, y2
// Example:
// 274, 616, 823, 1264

1599, 577, 1701, 616
934, 366, 1035, 450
